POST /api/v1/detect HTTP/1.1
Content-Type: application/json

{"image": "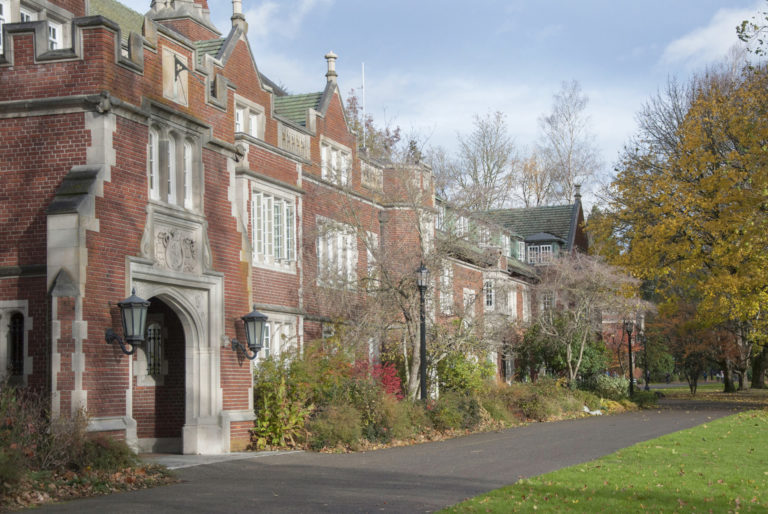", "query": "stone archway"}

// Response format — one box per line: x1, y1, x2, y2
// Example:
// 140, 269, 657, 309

133, 297, 186, 453
127, 265, 228, 455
